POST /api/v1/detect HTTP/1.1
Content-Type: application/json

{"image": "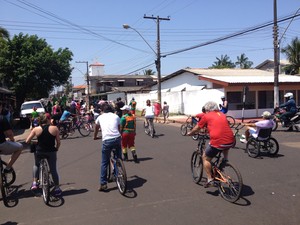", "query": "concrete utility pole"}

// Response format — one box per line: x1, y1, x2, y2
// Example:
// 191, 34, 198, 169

273, 0, 280, 107
144, 15, 170, 105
